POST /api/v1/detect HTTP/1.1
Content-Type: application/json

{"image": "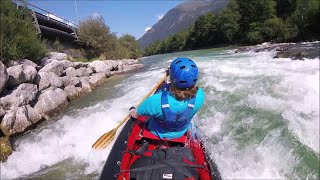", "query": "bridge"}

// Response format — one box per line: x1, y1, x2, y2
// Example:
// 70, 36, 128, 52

15, 0, 79, 45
